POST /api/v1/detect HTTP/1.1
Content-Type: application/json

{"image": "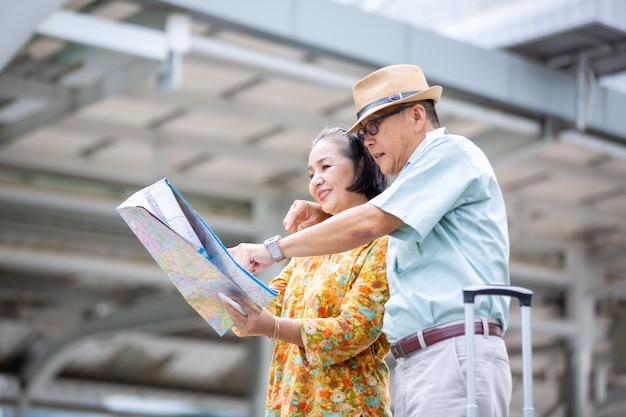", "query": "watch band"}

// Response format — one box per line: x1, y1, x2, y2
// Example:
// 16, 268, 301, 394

263, 234, 287, 263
